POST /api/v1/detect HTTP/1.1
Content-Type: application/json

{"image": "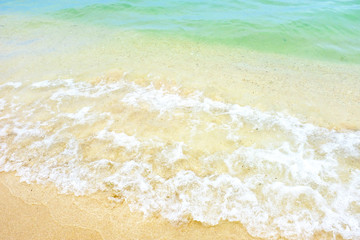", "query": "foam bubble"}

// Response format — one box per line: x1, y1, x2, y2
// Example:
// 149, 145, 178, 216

0, 99, 6, 111
0, 82, 22, 89
1, 77, 359, 239
96, 129, 141, 151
